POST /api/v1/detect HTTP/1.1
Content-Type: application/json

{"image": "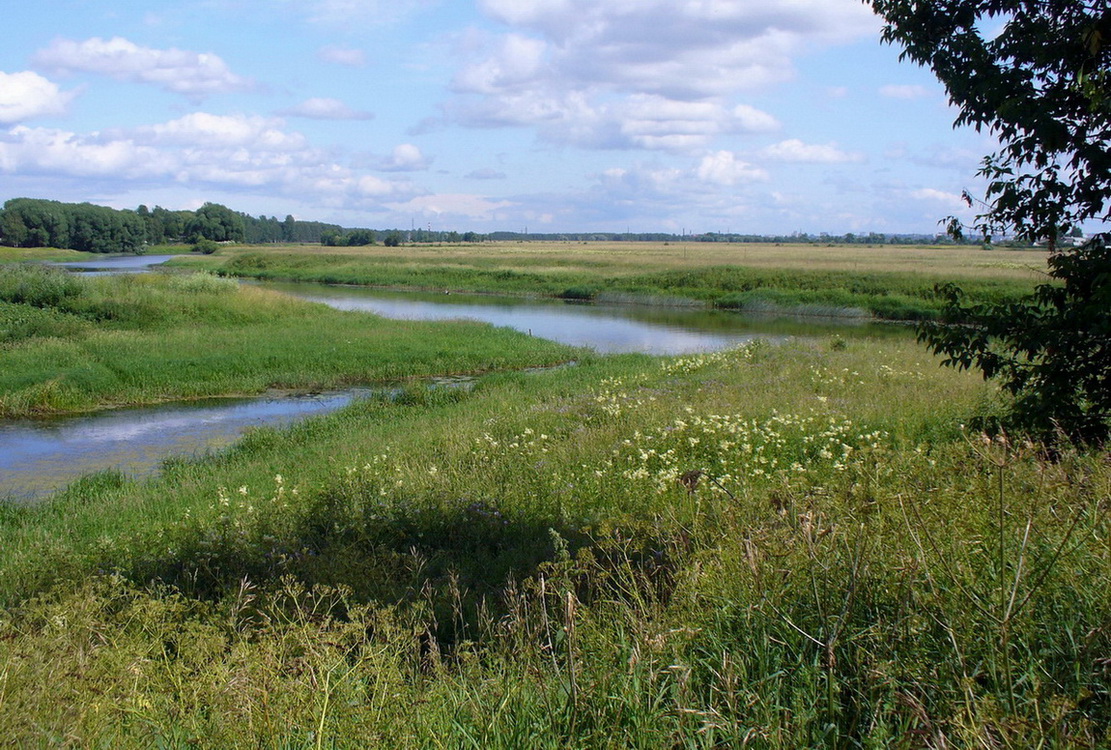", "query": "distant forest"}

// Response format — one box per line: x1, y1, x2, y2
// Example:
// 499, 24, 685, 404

0, 198, 348, 252
0, 196, 973, 253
